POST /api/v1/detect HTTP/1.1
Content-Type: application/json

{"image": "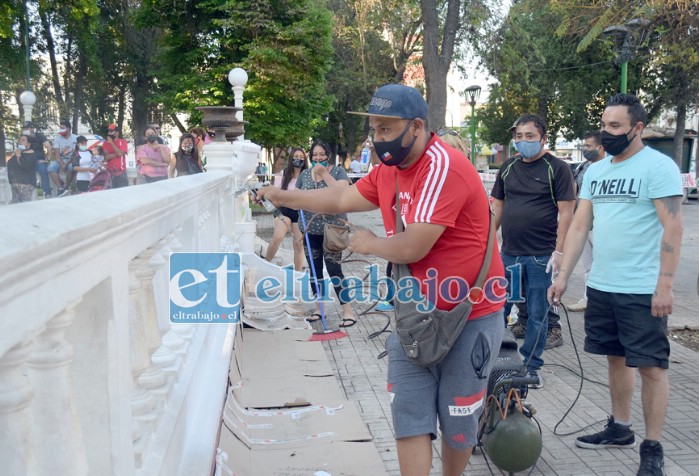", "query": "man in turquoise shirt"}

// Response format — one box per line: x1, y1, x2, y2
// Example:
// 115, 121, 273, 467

549, 94, 683, 476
